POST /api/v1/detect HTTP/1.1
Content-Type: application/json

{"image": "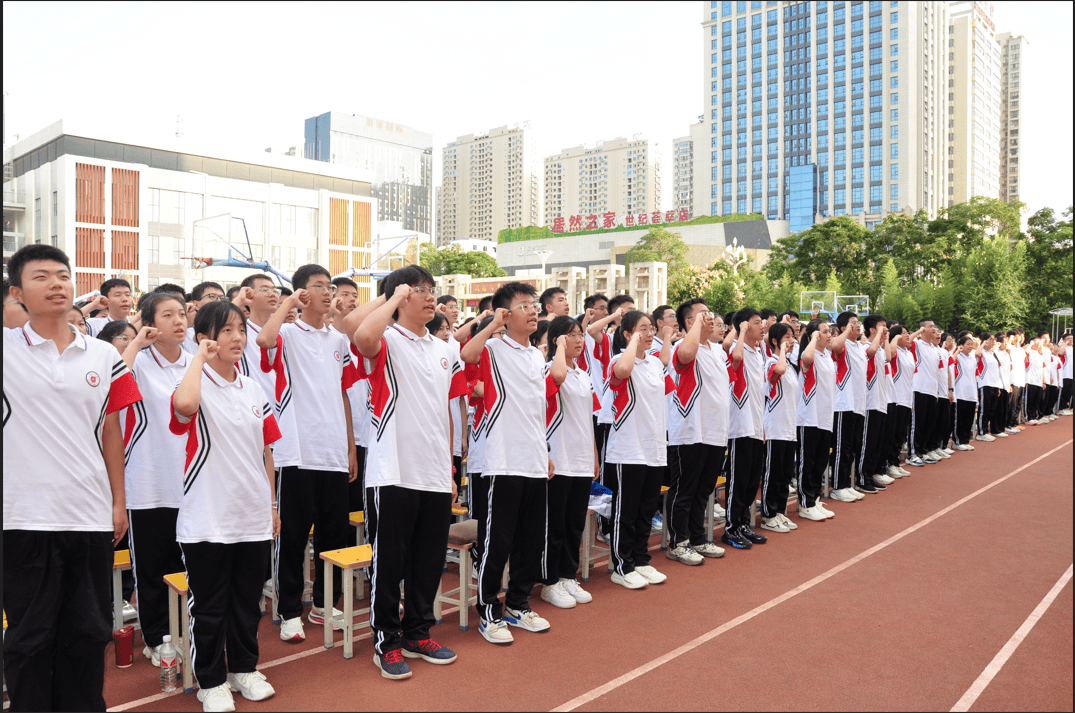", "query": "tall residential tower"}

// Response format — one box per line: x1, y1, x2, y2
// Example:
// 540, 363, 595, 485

995, 30, 1027, 205
543, 137, 661, 226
